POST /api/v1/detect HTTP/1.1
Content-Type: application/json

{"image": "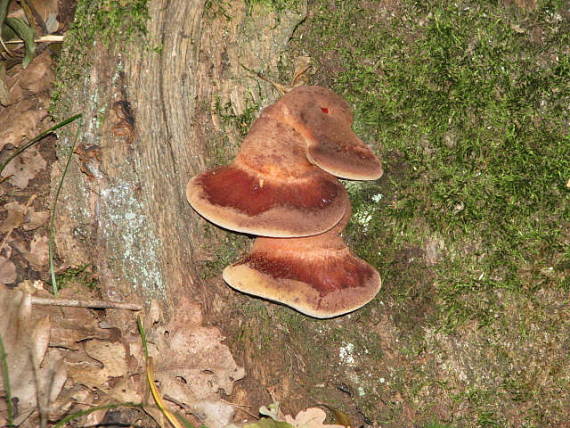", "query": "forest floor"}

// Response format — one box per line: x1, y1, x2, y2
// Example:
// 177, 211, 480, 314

1, 0, 569, 427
